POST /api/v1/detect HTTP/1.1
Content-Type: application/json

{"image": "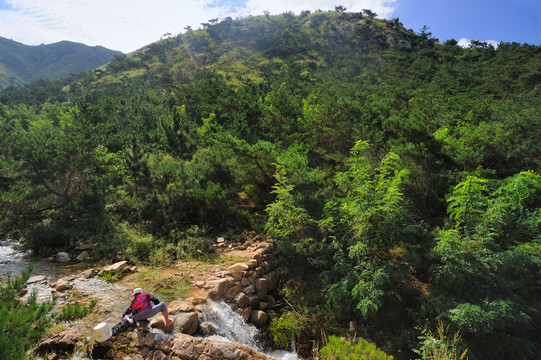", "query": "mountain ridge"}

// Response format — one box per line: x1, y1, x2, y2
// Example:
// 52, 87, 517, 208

0, 36, 122, 88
